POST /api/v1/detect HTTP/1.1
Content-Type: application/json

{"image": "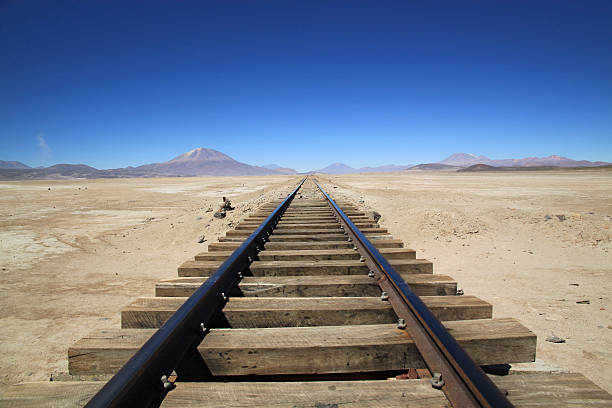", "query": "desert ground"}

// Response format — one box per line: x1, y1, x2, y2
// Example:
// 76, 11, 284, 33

0, 171, 610, 394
